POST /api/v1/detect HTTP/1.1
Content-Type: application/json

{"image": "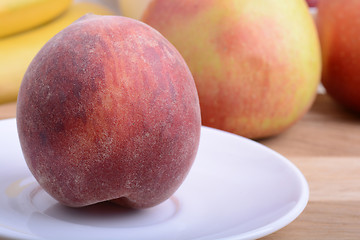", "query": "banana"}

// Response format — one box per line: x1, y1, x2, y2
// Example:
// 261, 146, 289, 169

0, 2, 113, 104
0, 0, 73, 38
